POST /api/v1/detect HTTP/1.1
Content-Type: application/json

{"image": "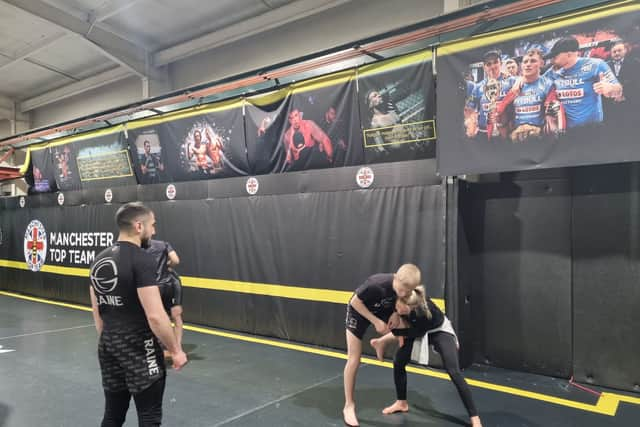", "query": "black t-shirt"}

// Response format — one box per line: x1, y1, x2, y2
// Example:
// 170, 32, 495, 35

394, 298, 445, 338
90, 241, 158, 333
354, 273, 397, 318
145, 239, 174, 285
